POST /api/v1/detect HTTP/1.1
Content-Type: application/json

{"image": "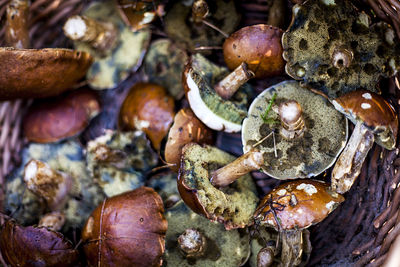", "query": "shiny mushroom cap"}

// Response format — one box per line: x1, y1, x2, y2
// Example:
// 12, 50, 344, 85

0, 47, 92, 100
223, 24, 285, 78
332, 90, 398, 150
254, 179, 344, 231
